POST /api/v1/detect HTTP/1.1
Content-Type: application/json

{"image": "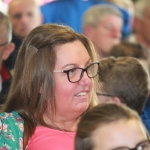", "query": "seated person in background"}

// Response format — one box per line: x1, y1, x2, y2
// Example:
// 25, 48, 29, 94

97, 56, 150, 132
105, 0, 135, 39
0, 24, 99, 149
75, 103, 150, 150
109, 41, 150, 132
82, 4, 123, 59
5, 0, 42, 72
0, 12, 14, 104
